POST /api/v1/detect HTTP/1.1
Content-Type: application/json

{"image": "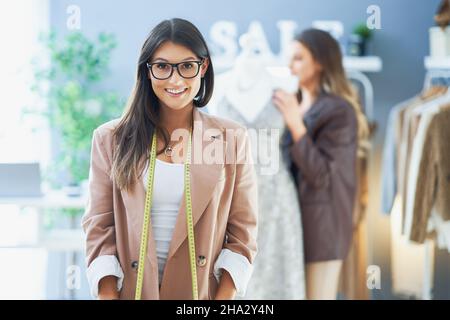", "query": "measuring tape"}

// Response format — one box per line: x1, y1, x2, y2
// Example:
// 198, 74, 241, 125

135, 130, 198, 300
